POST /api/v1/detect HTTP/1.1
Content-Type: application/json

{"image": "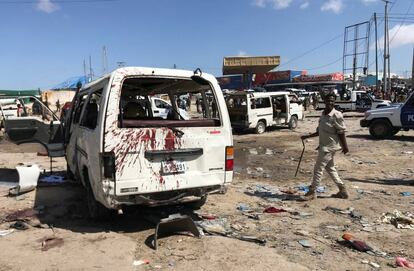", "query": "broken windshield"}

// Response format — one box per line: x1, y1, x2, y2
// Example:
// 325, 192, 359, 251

118, 77, 221, 128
